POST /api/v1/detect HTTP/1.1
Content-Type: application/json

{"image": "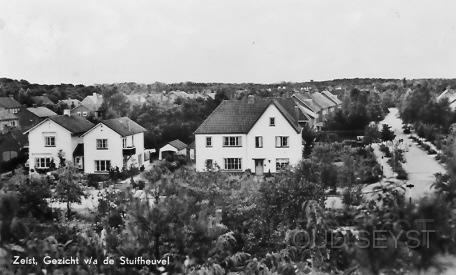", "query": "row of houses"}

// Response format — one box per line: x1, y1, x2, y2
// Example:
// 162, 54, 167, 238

0, 93, 104, 166
25, 114, 146, 174
0, 92, 104, 132
193, 91, 341, 174
1, 93, 148, 174
2, 88, 340, 176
